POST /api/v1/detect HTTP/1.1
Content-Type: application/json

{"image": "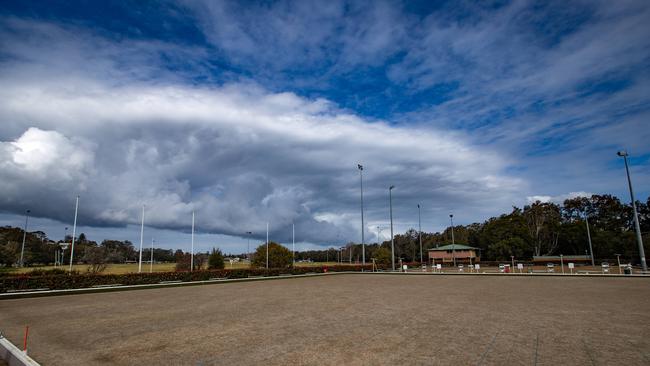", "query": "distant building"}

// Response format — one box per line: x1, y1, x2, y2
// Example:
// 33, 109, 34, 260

428, 244, 480, 265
